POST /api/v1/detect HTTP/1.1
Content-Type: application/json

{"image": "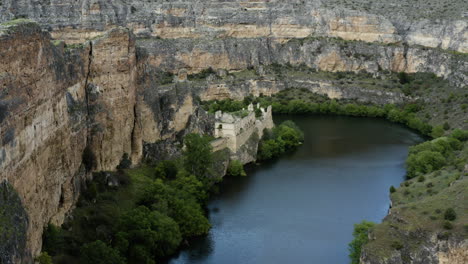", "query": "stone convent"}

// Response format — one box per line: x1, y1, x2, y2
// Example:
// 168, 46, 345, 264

212, 104, 274, 163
